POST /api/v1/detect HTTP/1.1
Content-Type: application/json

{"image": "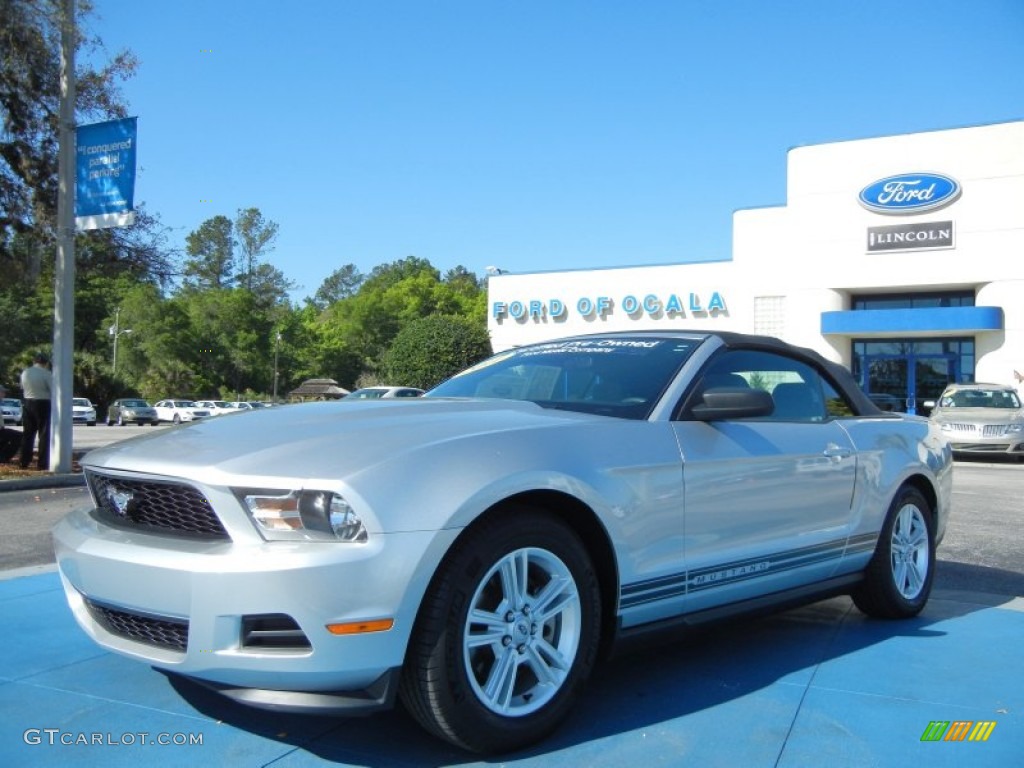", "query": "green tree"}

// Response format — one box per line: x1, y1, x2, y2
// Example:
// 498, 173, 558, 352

0, 0, 175, 384
309, 263, 363, 310
235, 207, 278, 292
381, 315, 492, 390
316, 256, 487, 375
183, 215, 234, 290
444, 264, 482, 292
0, 0, 138, 266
